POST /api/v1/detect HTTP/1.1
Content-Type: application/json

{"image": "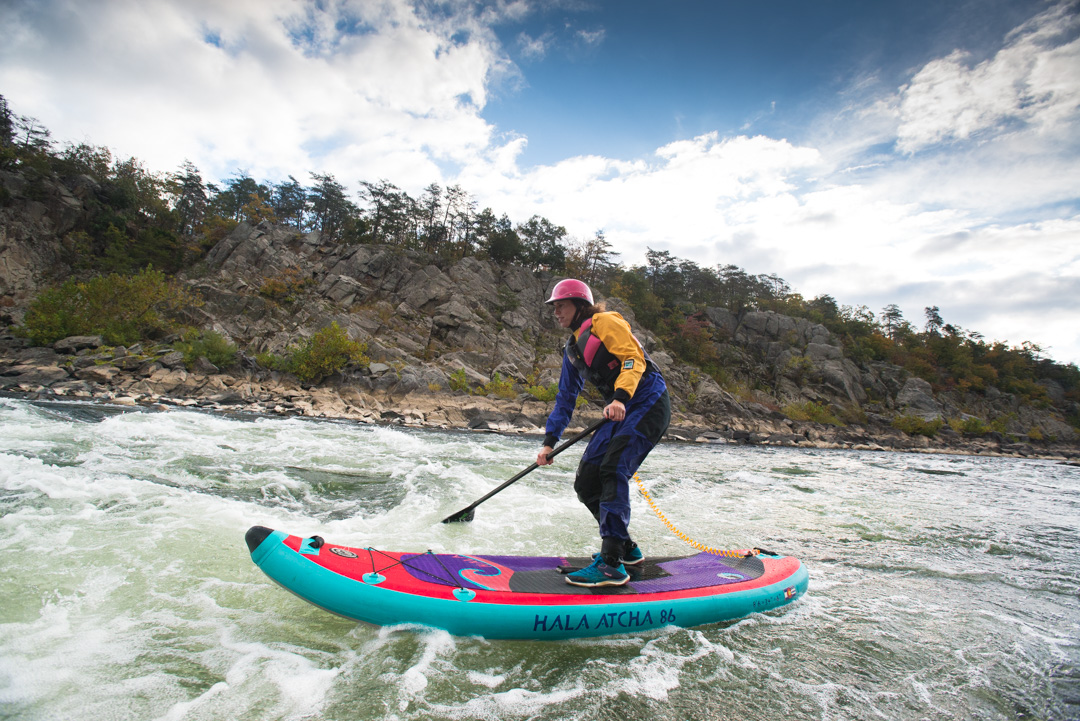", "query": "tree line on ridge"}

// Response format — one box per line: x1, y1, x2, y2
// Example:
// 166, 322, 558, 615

2, 95, 1077, 421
